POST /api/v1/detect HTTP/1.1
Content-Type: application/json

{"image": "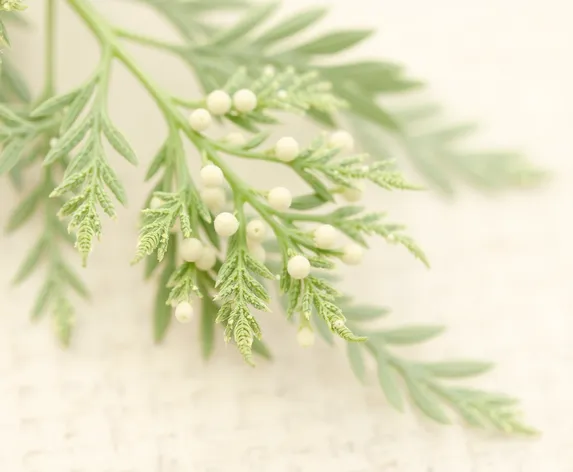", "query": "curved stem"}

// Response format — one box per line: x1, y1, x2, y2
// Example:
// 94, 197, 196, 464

114, 28, 187, 54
